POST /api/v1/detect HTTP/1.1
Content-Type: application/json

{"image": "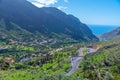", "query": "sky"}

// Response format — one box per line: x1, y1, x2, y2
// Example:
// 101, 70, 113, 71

27, 0, 120, 26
